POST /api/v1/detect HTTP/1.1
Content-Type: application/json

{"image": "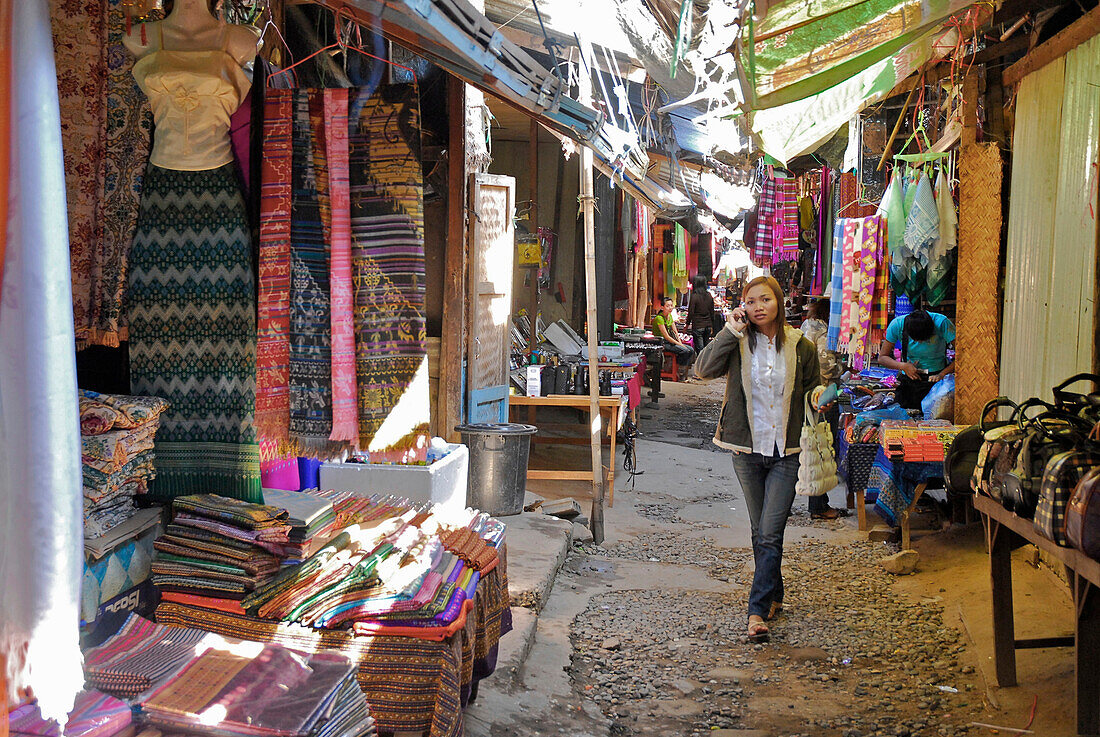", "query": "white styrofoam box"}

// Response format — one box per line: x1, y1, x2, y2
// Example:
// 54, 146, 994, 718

319, 443, 469, 510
